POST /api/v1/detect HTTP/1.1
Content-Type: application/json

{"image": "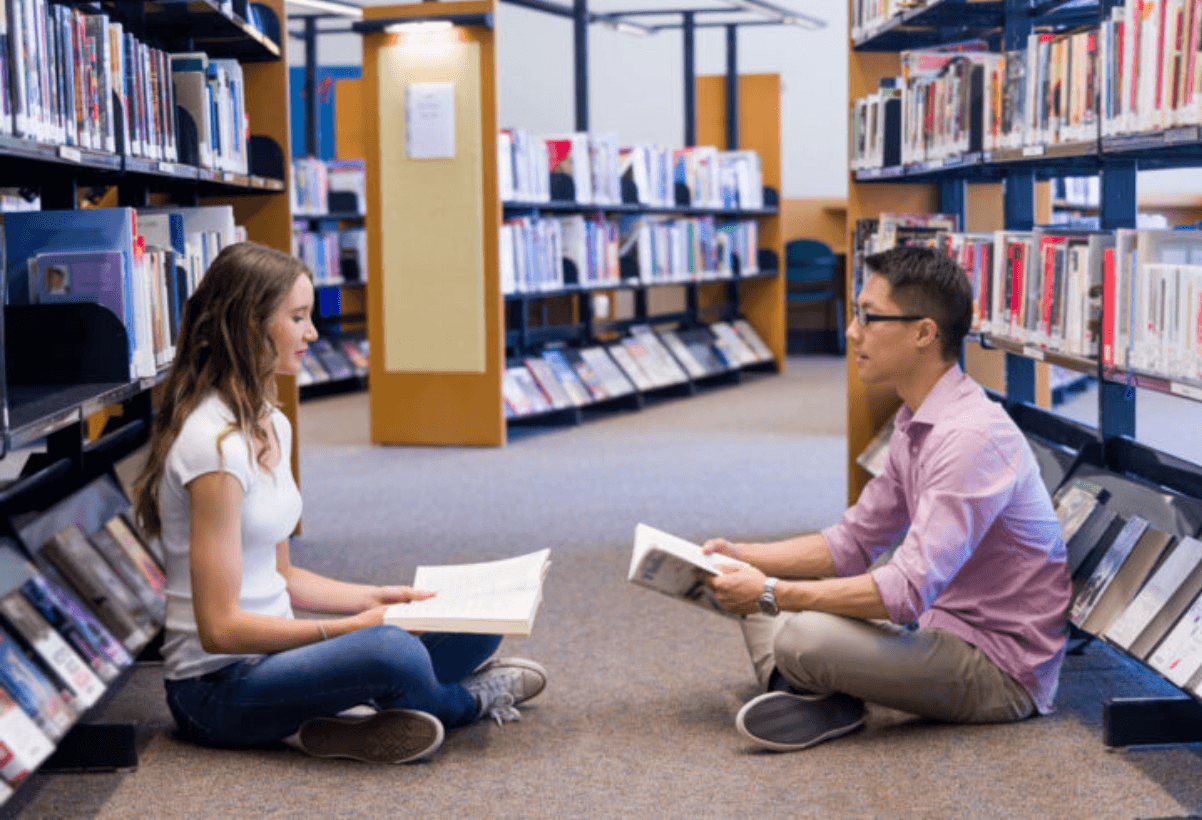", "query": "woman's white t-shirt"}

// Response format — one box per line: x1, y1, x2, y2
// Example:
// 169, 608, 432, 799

158, 393, 302, 680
